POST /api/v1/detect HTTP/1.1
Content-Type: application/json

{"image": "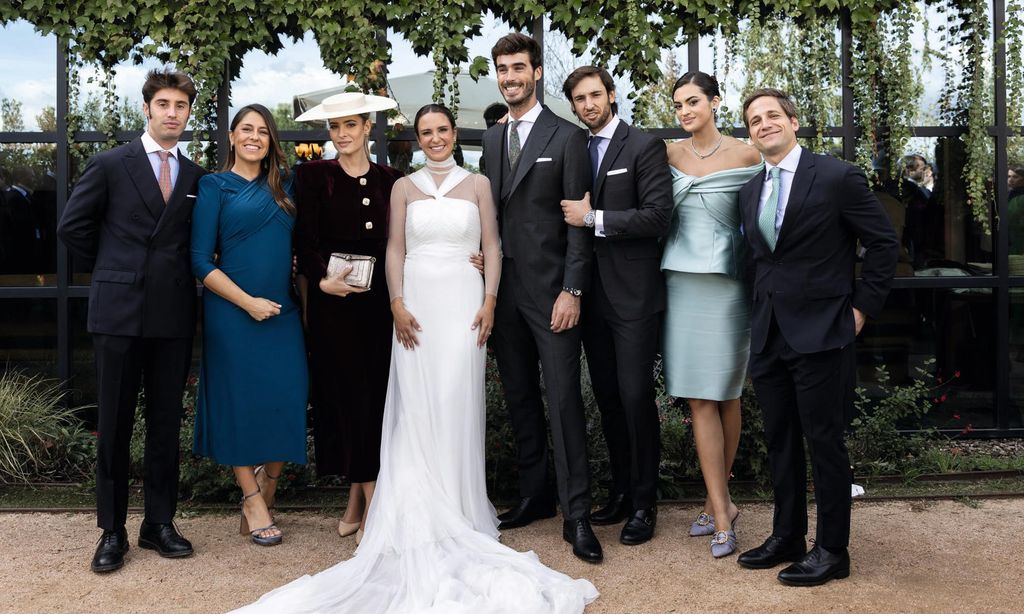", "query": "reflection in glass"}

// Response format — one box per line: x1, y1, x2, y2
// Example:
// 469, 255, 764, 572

1010, 289, 1024, 428
873, 136, 993, 276
0, 299, 57, 378
0, 143, 58, 285
857, 287, 995, 429
1007, 137, 1024, 260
